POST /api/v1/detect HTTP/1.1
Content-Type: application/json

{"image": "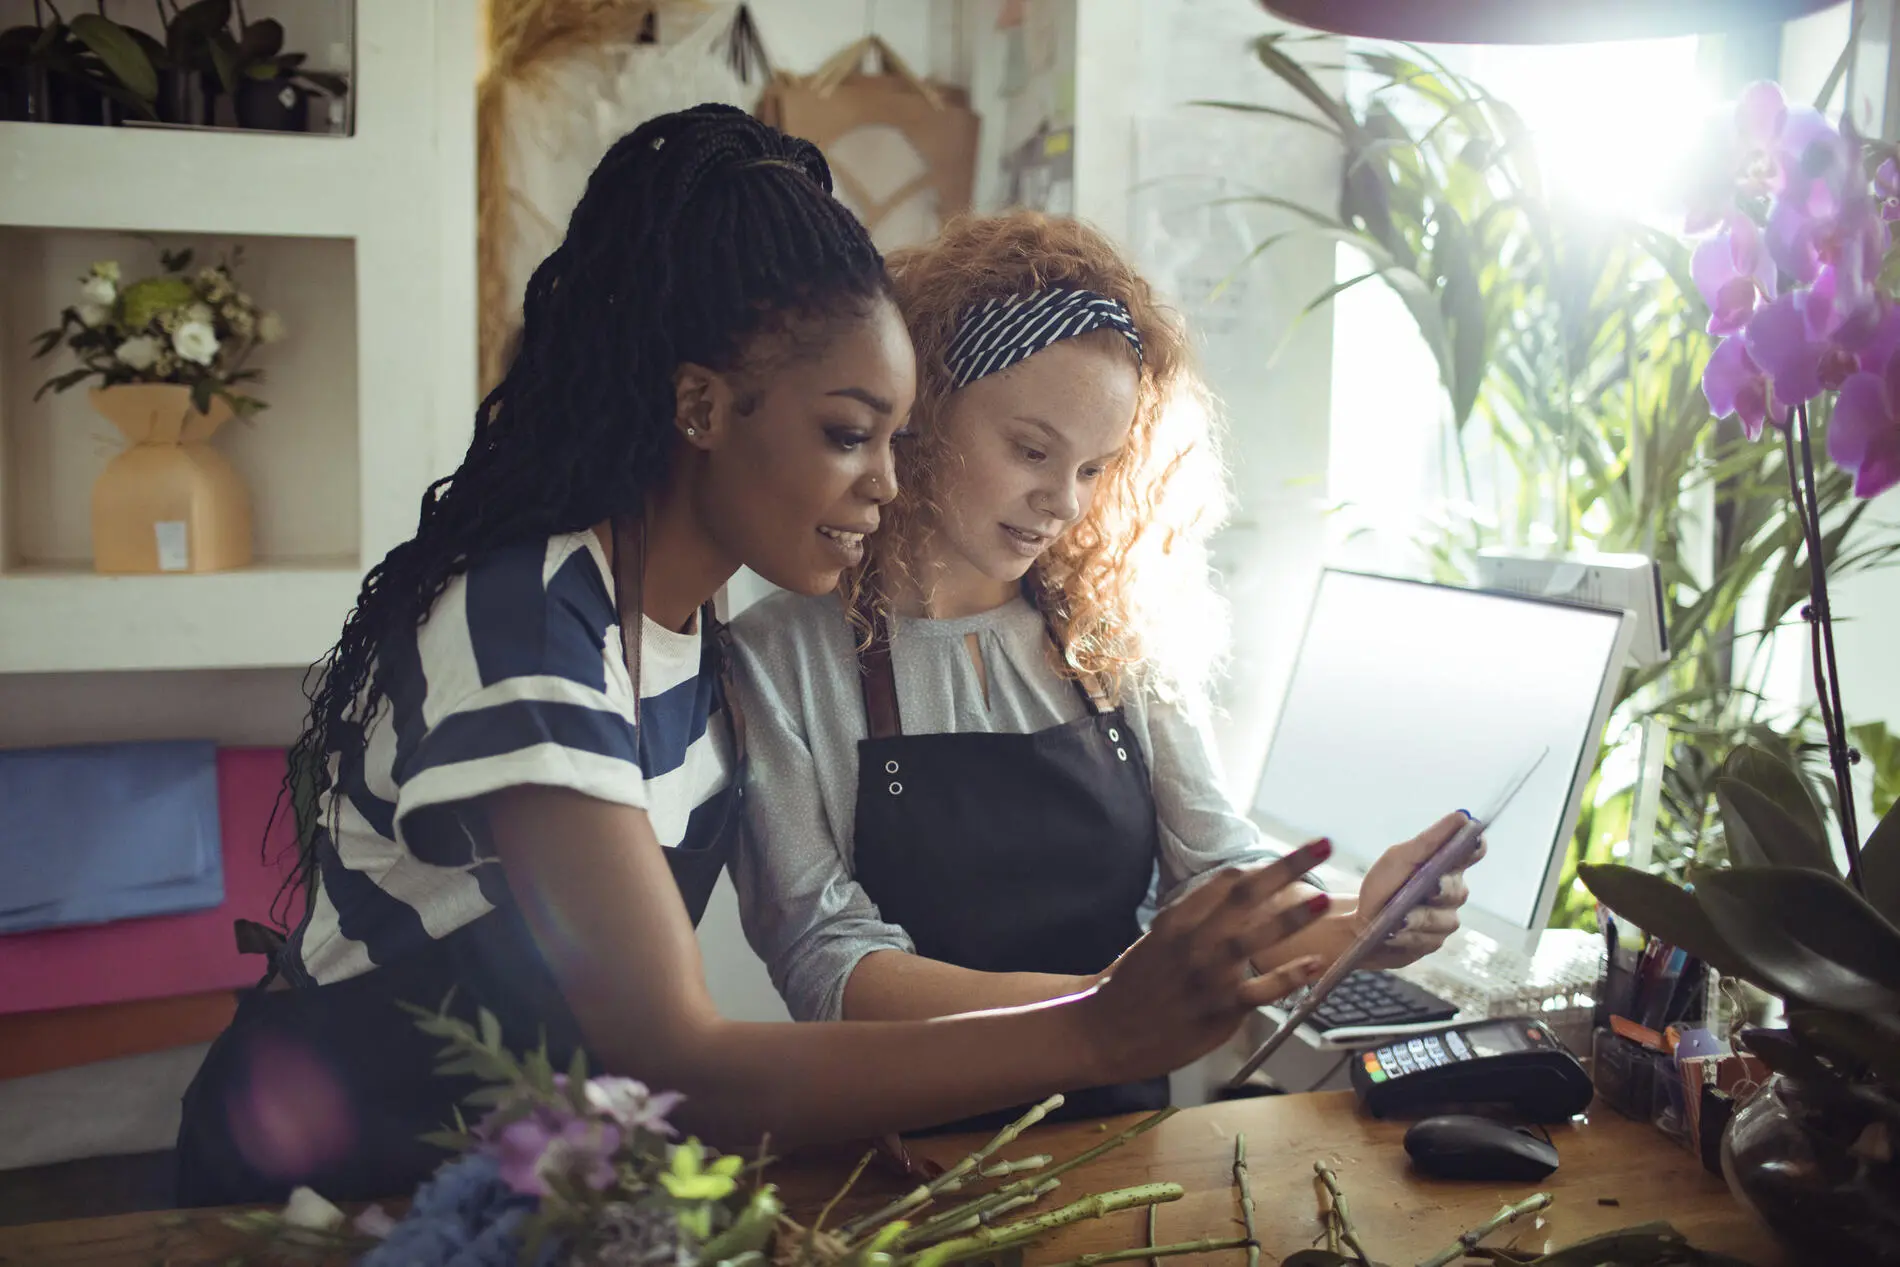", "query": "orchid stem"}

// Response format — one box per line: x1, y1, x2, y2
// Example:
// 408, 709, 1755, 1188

840, 1097, 1062, 1242
811, 1149, 875, 1238
901, 1184, 1184, 1267
1234, 1136, 1259, 1267
1415, 1193, 1552, 1267
1044, 1236, 1255, 1267
1315, 1162, 1370, 1266
1785, 405, 1864, 888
